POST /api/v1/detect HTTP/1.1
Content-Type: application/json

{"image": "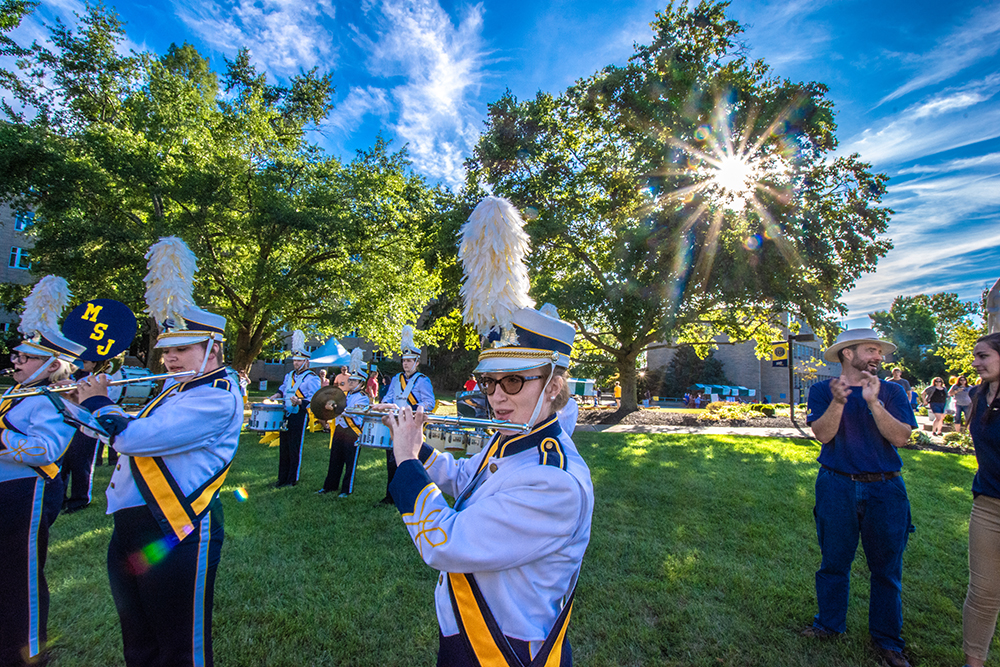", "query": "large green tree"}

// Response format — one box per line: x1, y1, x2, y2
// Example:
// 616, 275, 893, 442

469, 1, 892, 411
870, 292, 979, 382
0, 5, 439, 369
